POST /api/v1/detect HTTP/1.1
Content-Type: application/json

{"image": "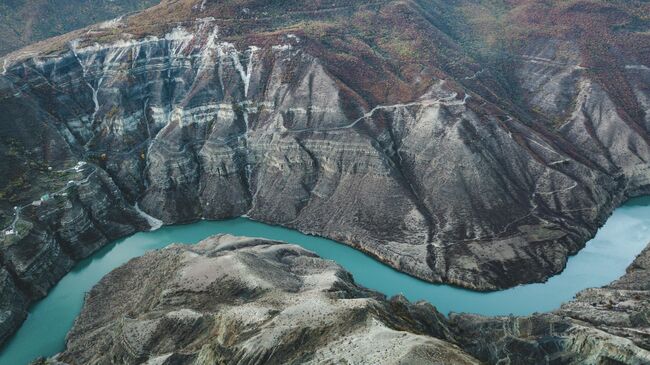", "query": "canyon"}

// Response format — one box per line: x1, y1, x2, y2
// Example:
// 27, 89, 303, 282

0, 0, 648, 363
